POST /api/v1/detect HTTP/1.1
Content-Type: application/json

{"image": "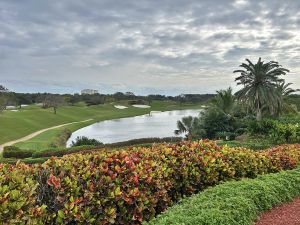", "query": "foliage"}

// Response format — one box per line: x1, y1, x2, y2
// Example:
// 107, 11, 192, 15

70, 136, 104, 147
217, 140, 272, 150
1, 141, 300, 224
43, 94, 65, 114
247, 118, 300, 144
197, 108, 242, 139
210, 87, 236, 114
145, 167, 300, 225
0, 157, 49, 165
2, 146, 35, 158
234, 58, 290, 120
175, 116, 200, 140
32, 137, 182, 159
0, 163, 47, 224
